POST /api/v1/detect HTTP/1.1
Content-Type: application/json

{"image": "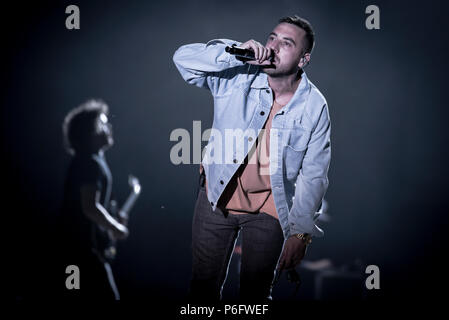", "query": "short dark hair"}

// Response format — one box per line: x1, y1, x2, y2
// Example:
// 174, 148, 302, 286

279, 15, 315, 54
62, 99, 109, 155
